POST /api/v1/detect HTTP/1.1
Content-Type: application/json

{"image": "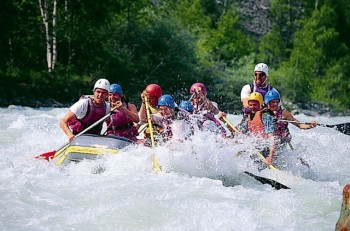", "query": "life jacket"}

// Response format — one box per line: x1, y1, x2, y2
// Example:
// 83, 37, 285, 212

273, 108, 292, 143
68, 98, 107, 135
249, 81, 273, 99
247, 110, 269, 138
106, 102, 138, 141
242, 82, 273, 115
